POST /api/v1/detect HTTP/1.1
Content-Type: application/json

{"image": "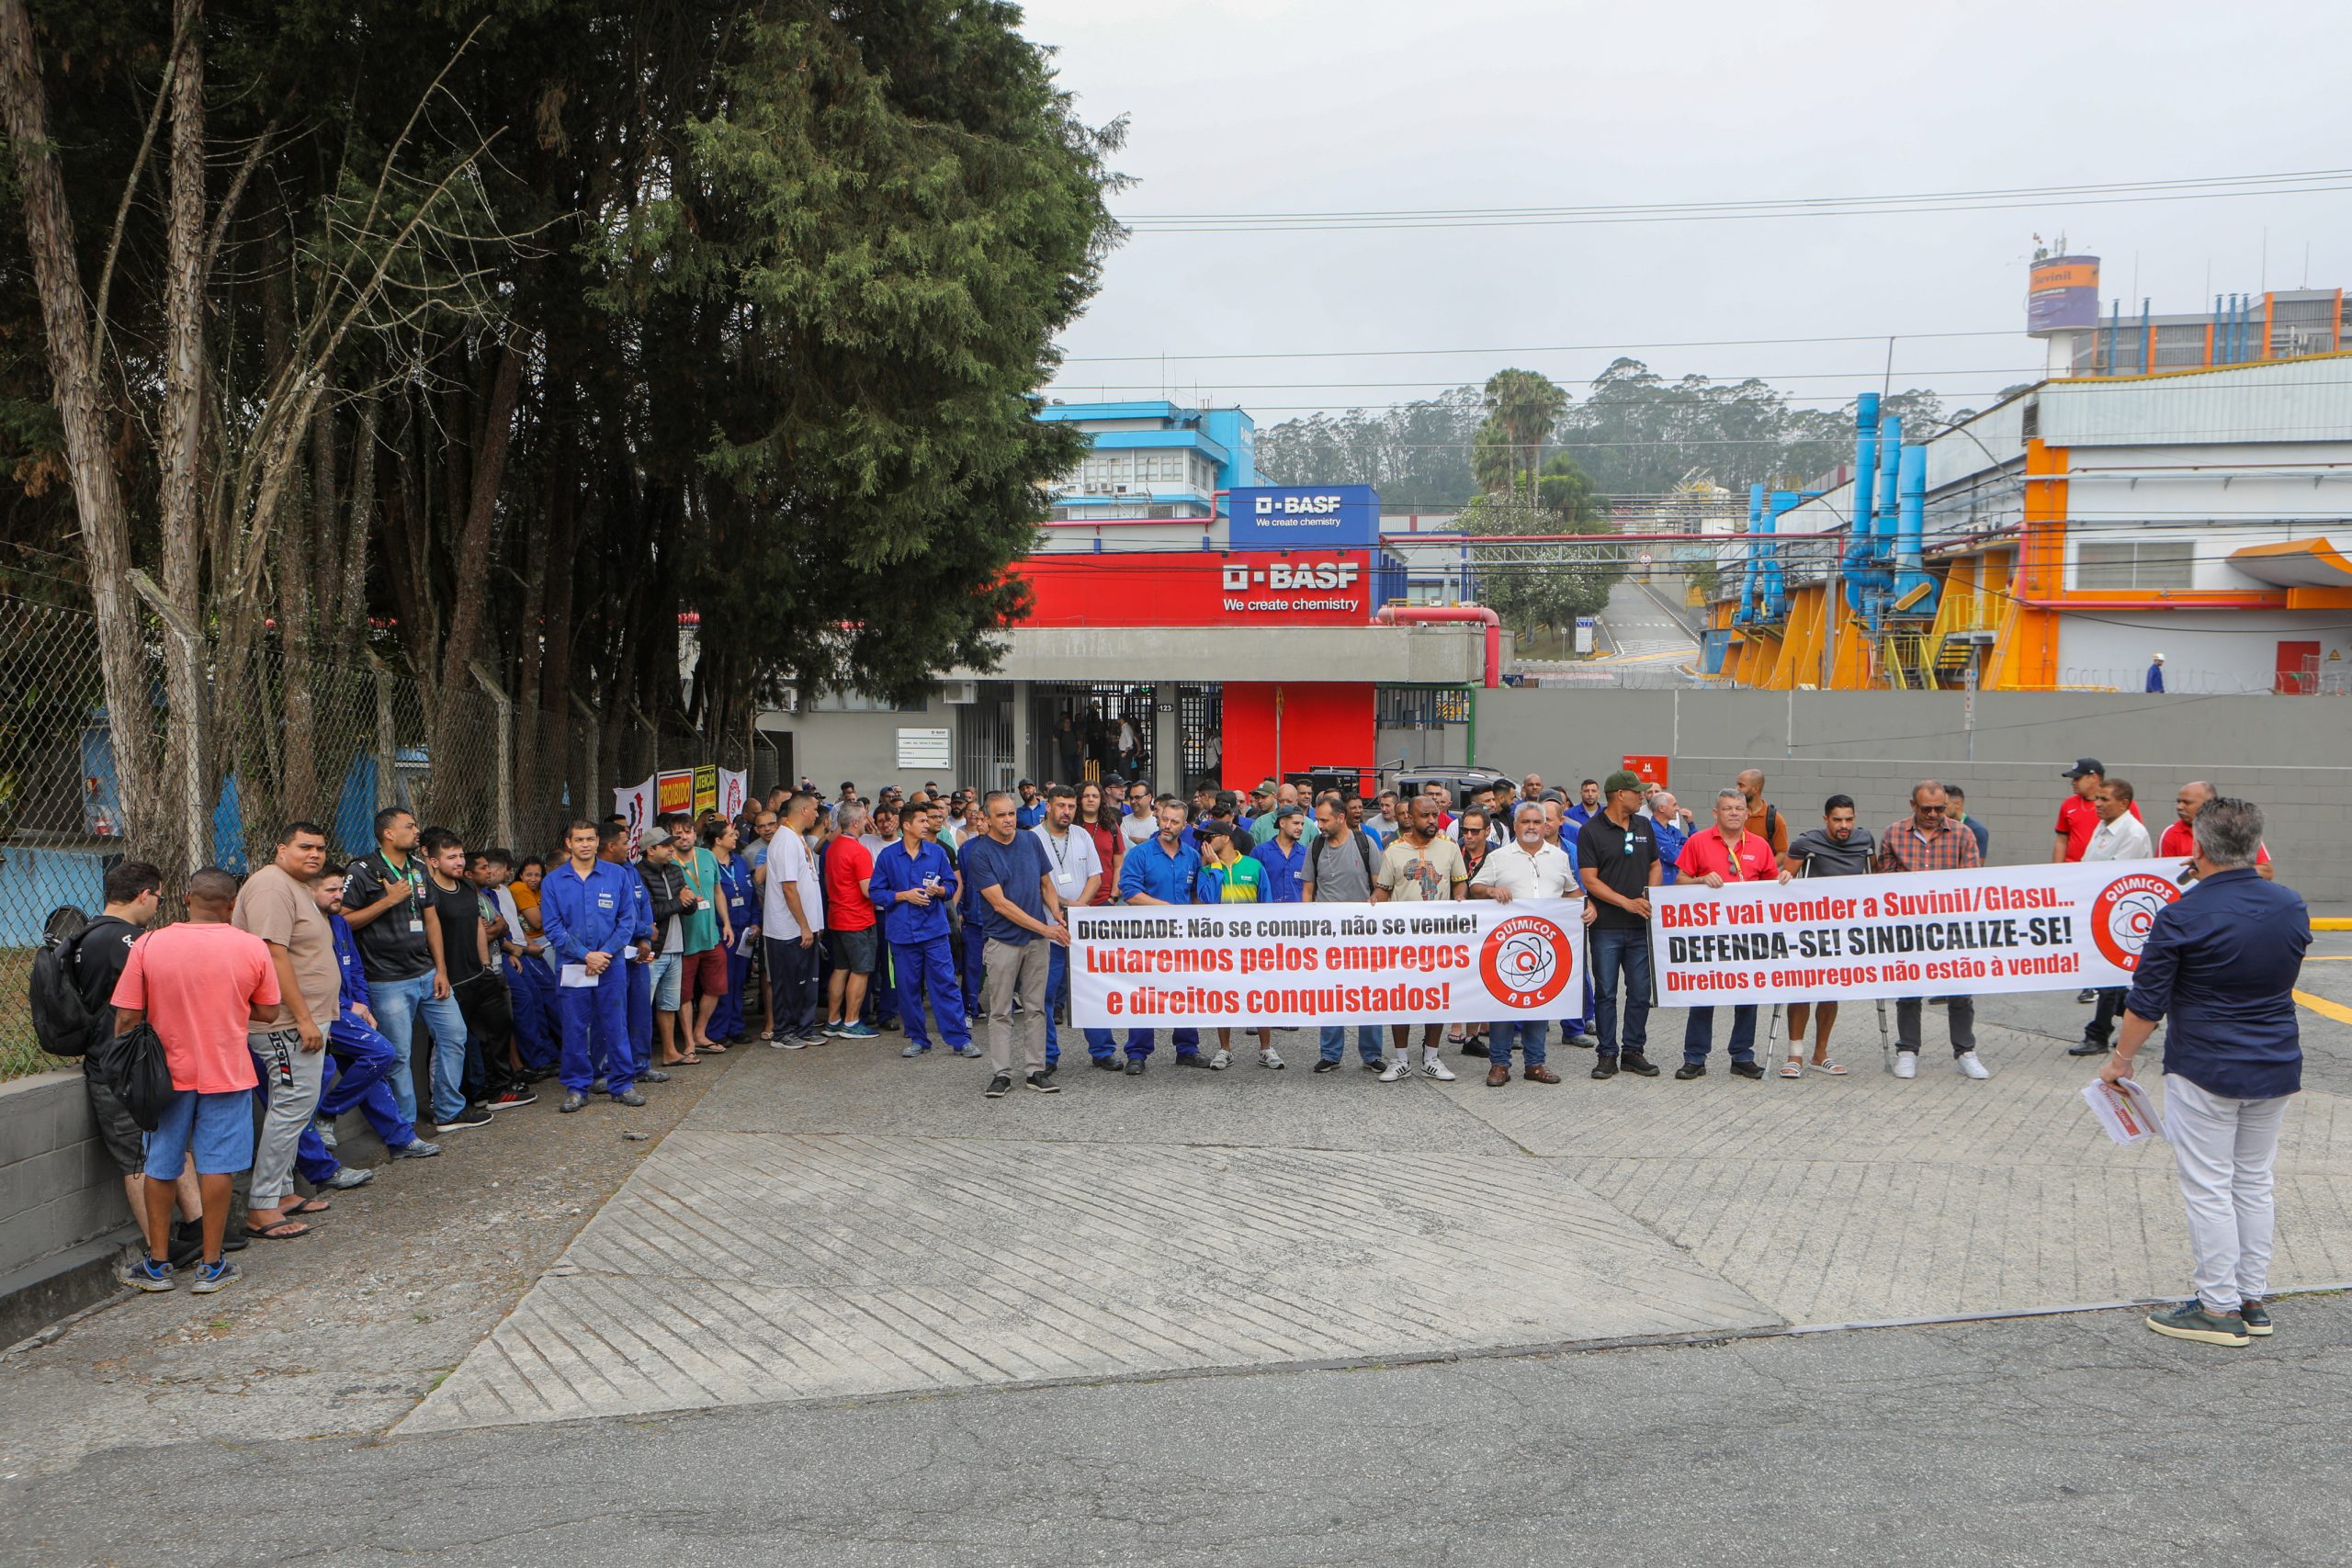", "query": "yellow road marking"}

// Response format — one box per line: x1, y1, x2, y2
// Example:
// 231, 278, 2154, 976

2295, 989, 2352, 1027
